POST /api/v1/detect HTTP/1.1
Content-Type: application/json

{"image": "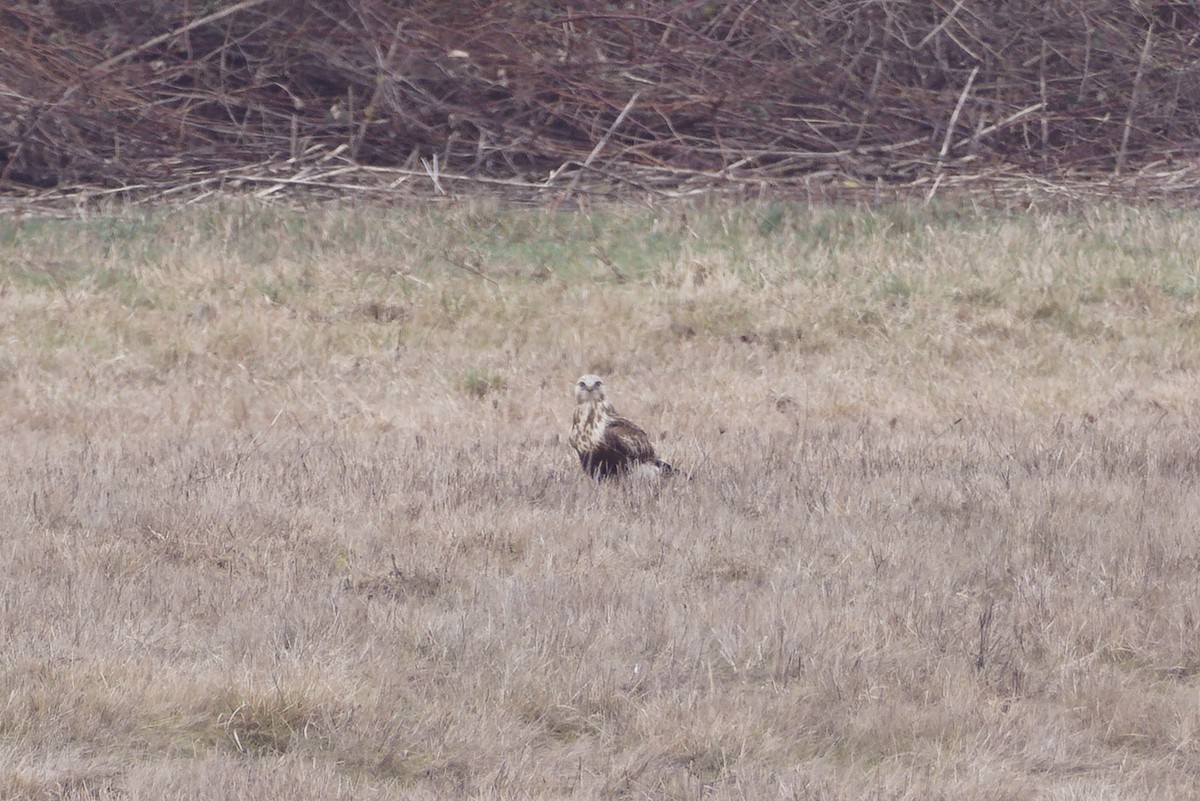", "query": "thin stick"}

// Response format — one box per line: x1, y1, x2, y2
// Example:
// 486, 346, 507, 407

936, 66, 979, 170
1039, 41, 1049, 162
923, 172, 945, 205
560, 90, 641, 199
444, 254, 500, 287
1117, 24, 1154, 176
95, 0, 275, 75
421, 154, 445, 195
956, 102, 1044, 149
918, 0, 971, 48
